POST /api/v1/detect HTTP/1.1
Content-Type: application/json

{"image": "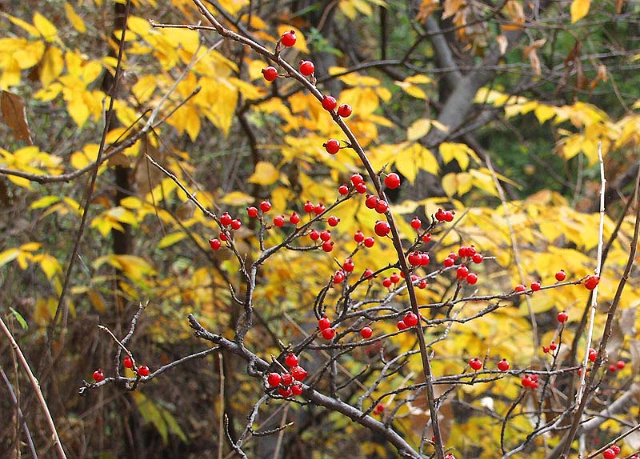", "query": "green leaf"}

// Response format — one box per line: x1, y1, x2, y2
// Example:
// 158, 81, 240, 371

9, 307, 28, 330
